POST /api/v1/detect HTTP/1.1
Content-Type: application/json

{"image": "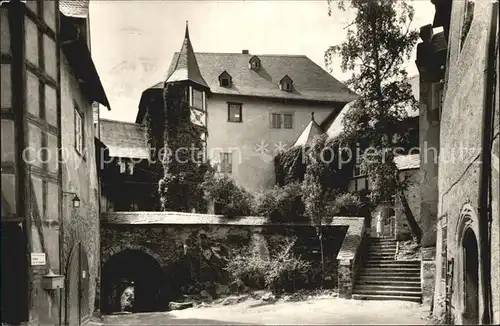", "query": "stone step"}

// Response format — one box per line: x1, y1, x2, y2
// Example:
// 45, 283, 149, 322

368, 245, 397, 250
356, 279, 421, 286
352, 293, 422, 303
365, 260, 420, 266
359, 270, 420, 277
353, 288, 421, 297
369, 240, 397, 244
367, 252, 395, 255
361, 266, 420, 272
354, 285, 421, 292
358, 275, 421, 282
368, 244, 397, 248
